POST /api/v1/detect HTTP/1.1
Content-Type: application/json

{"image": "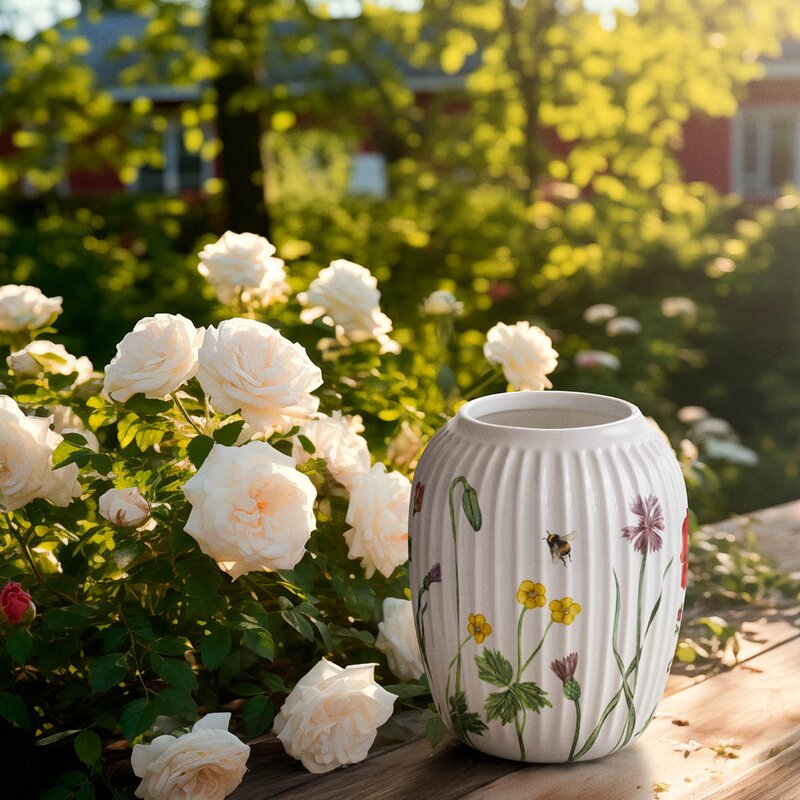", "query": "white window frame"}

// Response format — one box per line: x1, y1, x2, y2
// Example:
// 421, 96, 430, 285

133, 119, 214, 195
731, 104, 800, 198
